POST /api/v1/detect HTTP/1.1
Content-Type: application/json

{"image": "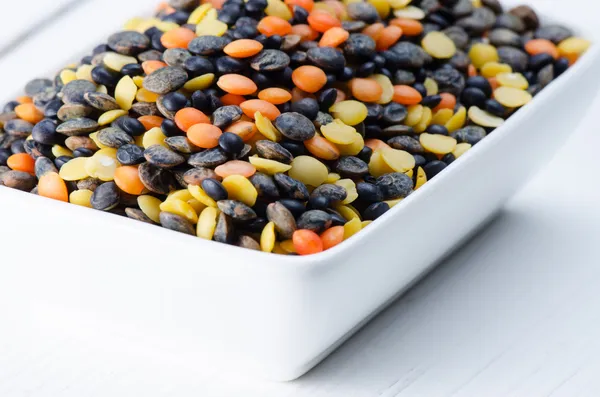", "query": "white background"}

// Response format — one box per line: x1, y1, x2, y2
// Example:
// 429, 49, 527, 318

2, 0, 600, 396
